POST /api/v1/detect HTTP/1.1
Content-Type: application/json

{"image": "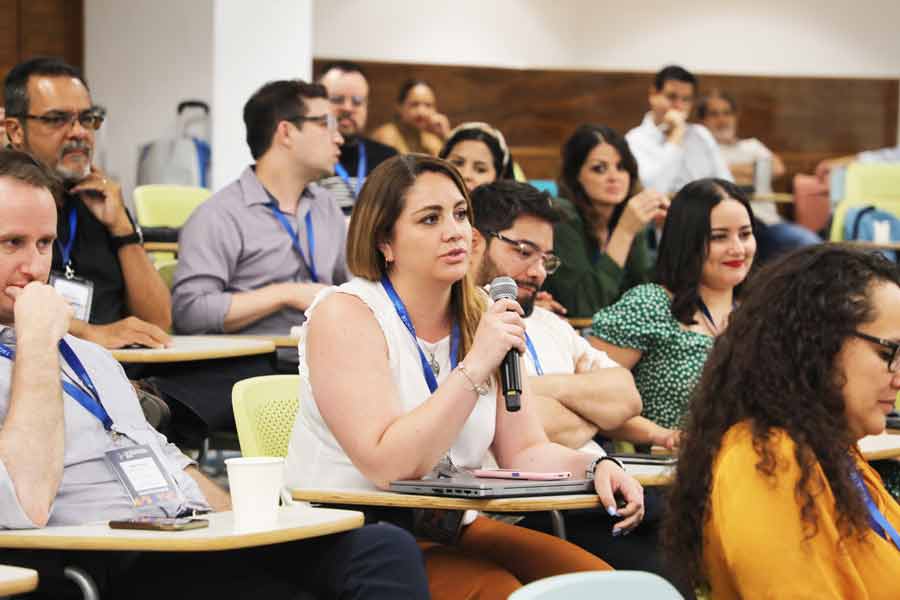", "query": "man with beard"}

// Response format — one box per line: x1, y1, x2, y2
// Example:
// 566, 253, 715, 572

470, 180, 693, 596
468, 180, 641, 450
3, 57, 171, 350
317, 61, 397, 213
